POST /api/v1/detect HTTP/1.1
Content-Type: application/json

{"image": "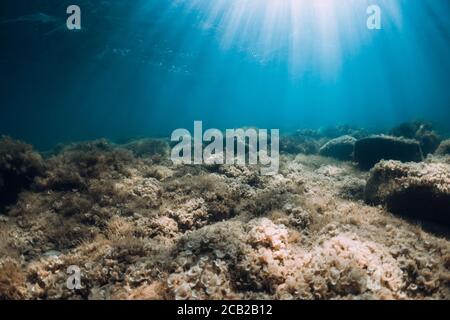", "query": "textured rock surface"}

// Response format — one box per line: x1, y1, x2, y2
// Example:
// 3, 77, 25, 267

365, 160, 450, 225
319, 135, 356, 161
416, 131, 441, 156
436, 139, 450, 156
354, 135, 423, 170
